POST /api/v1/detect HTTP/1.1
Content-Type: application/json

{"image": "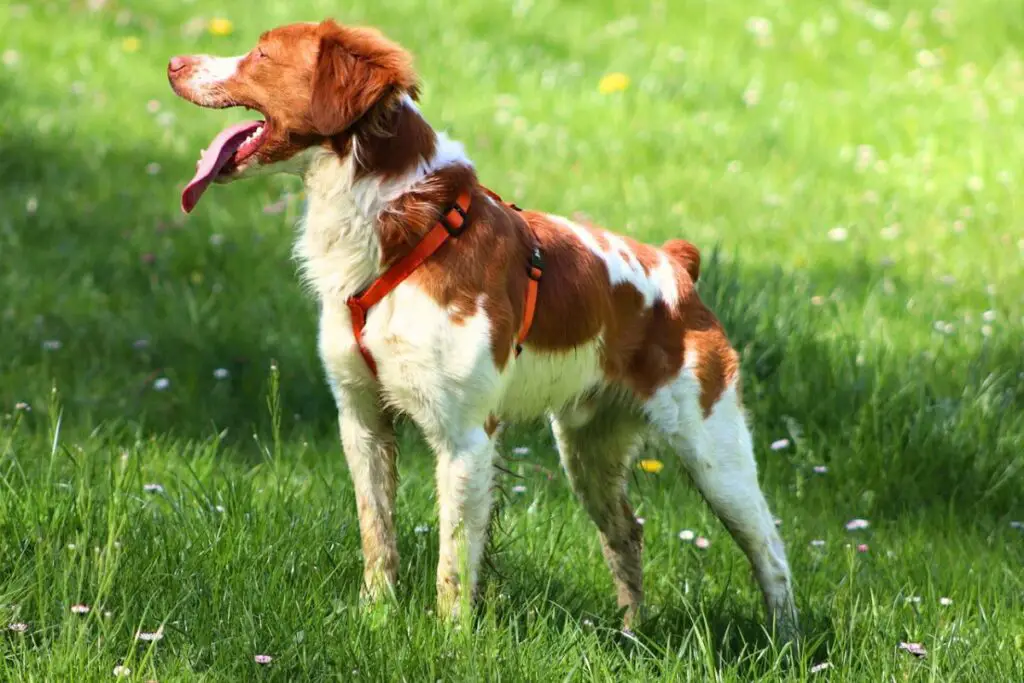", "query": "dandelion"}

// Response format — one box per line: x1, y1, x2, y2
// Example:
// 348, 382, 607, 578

512, 446, 530, 455
254, 654, 273, 665
845, 518, 870, 531
598, 72, 630, 94
678, 529, 695, 542
511, 485, 527, 494
827, 226, 848, 242
71, 604, 90, 614
899, 641, 927, 658
209, 18, 234, 36
694, 536, 711, 549
637, 459, 663, 473
153, 377, 170, 391
121, 37, 141, 53
8, 622, 28, 633
113, 665, 132, 677
143, 483, 165, 494
813, 465, 828, 474
939, 597, 953, 606
770, 438, 790, 451
213, 368, 230, 380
